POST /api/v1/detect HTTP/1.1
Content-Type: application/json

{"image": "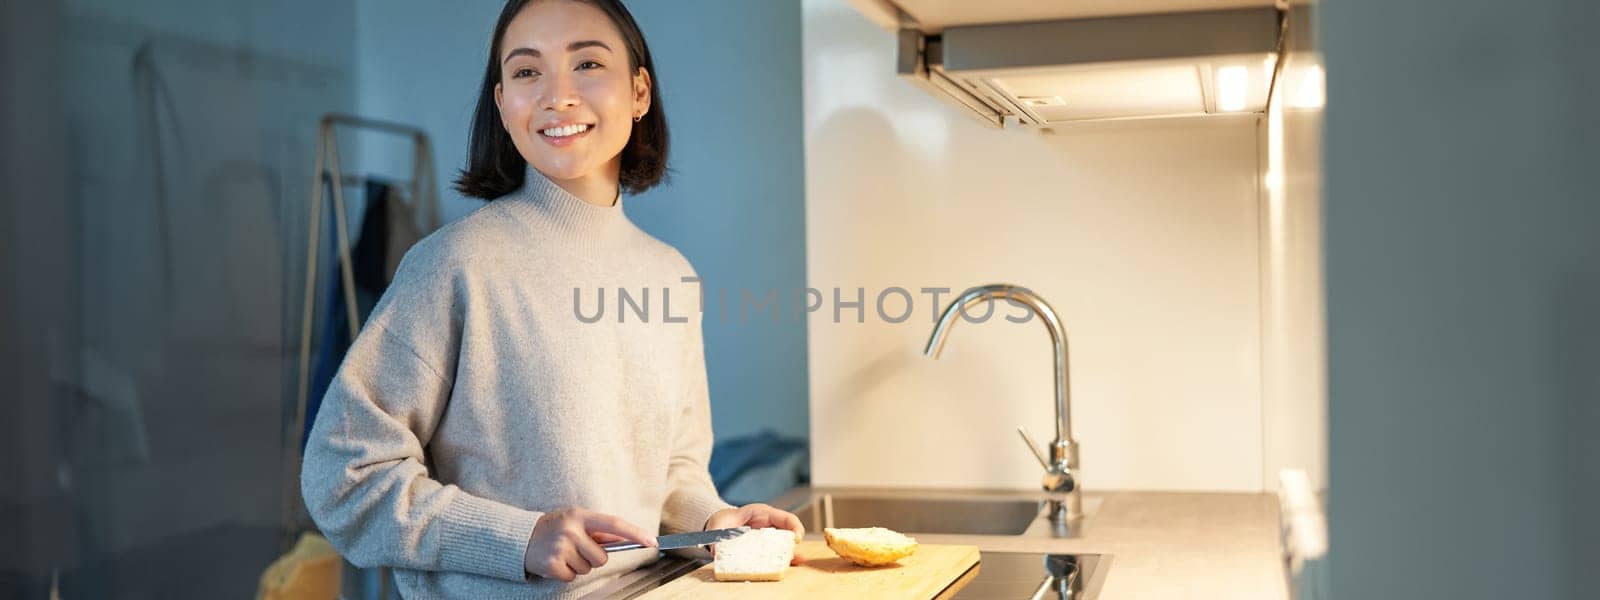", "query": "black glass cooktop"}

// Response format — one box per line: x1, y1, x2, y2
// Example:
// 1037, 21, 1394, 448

947, 551, 1110, 600
600, 550, 1110, 599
